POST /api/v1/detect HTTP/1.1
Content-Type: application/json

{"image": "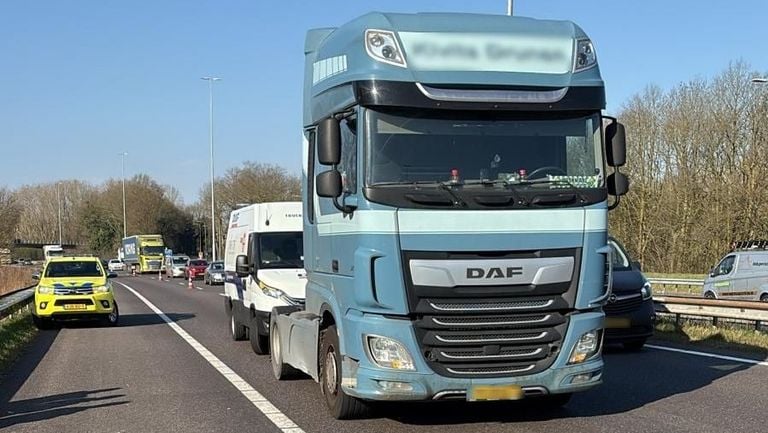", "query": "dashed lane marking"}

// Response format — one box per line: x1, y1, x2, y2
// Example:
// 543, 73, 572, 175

116, 281, 305, 433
